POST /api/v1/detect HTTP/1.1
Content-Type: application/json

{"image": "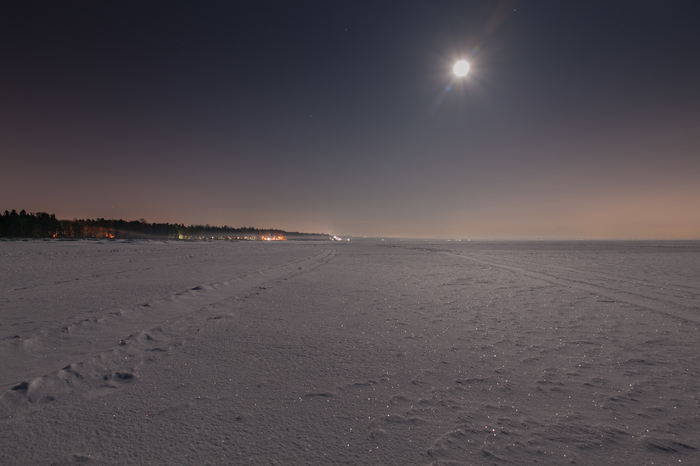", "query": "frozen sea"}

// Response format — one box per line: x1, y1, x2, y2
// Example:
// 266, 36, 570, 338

1, 239, 699, 465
